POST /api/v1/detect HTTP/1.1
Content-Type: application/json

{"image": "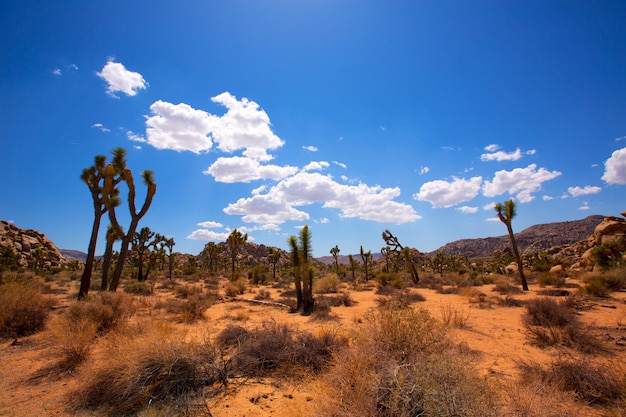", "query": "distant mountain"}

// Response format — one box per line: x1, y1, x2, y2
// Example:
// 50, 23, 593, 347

60, 249, 88, 262
430, 215, 604, 259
